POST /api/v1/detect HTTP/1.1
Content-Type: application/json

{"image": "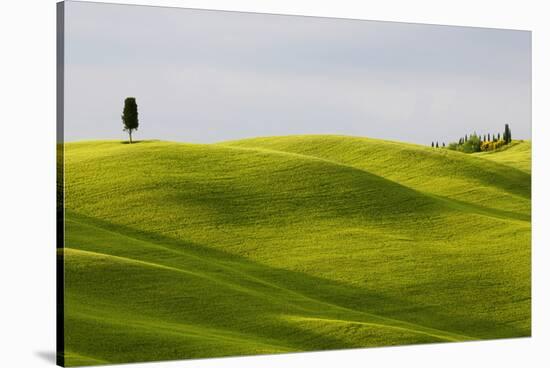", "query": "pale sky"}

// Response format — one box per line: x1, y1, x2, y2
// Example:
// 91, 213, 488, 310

63, 1, 531, 144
